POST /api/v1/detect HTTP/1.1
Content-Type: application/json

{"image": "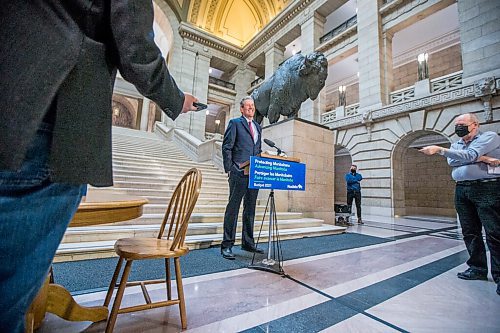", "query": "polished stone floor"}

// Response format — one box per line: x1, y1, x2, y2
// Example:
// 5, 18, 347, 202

39, 215, 500, 332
